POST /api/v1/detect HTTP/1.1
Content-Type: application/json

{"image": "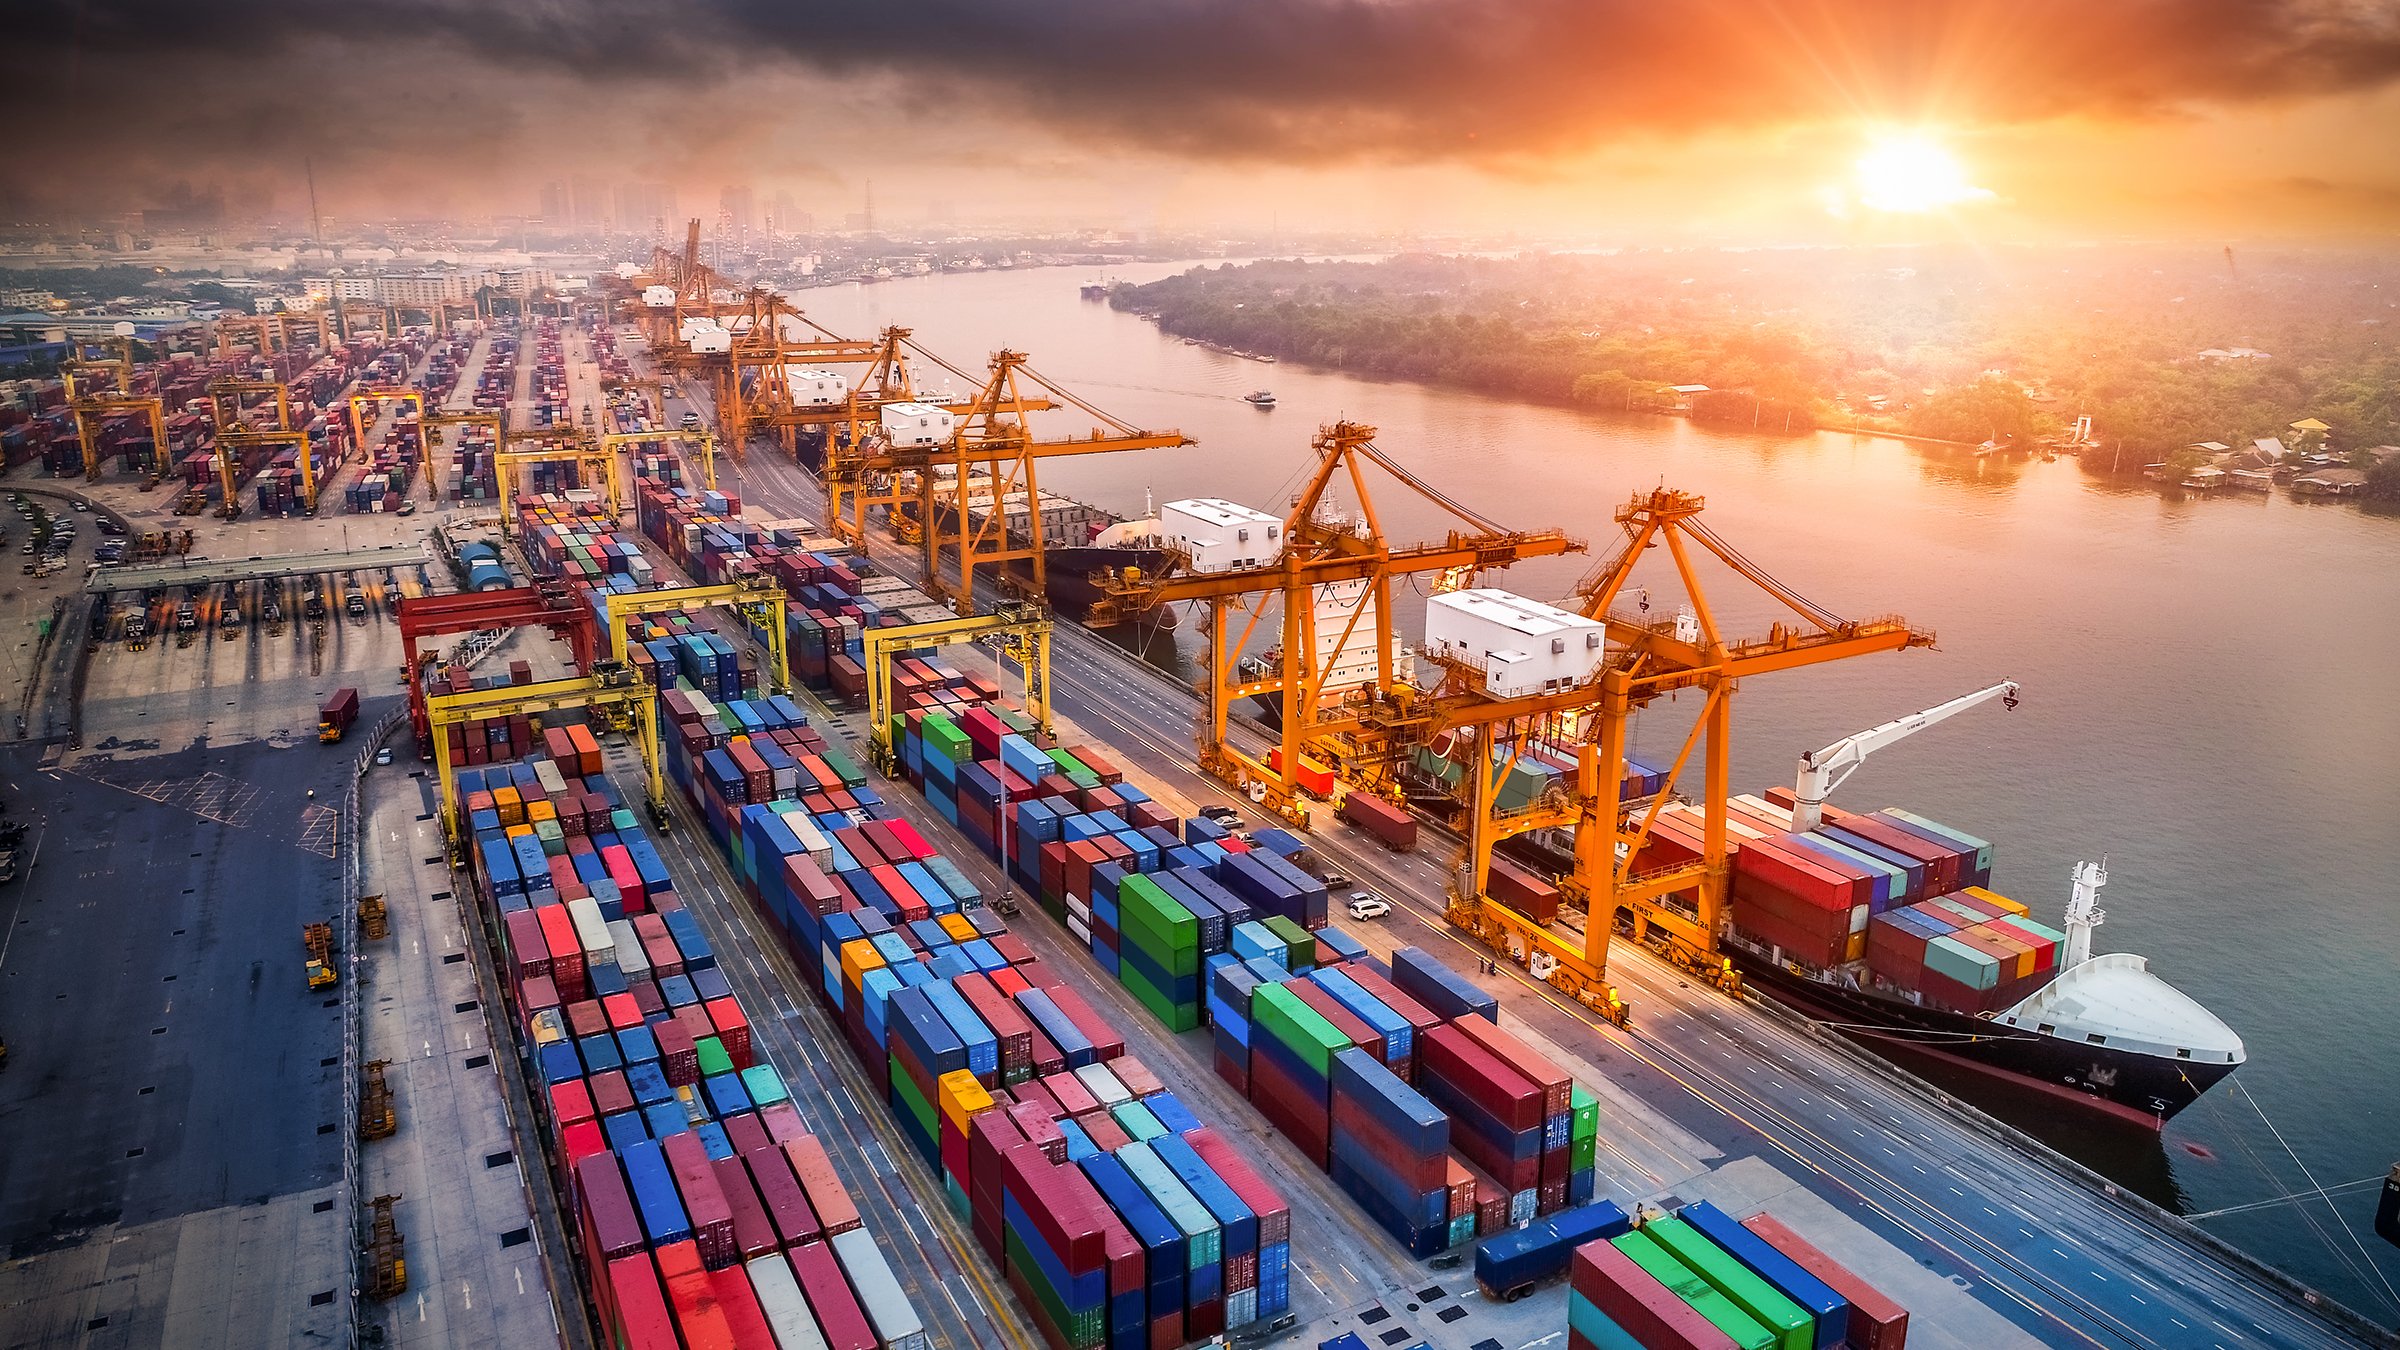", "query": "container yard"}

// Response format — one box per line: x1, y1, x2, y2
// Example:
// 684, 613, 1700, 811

0, 287, 2382, 1350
